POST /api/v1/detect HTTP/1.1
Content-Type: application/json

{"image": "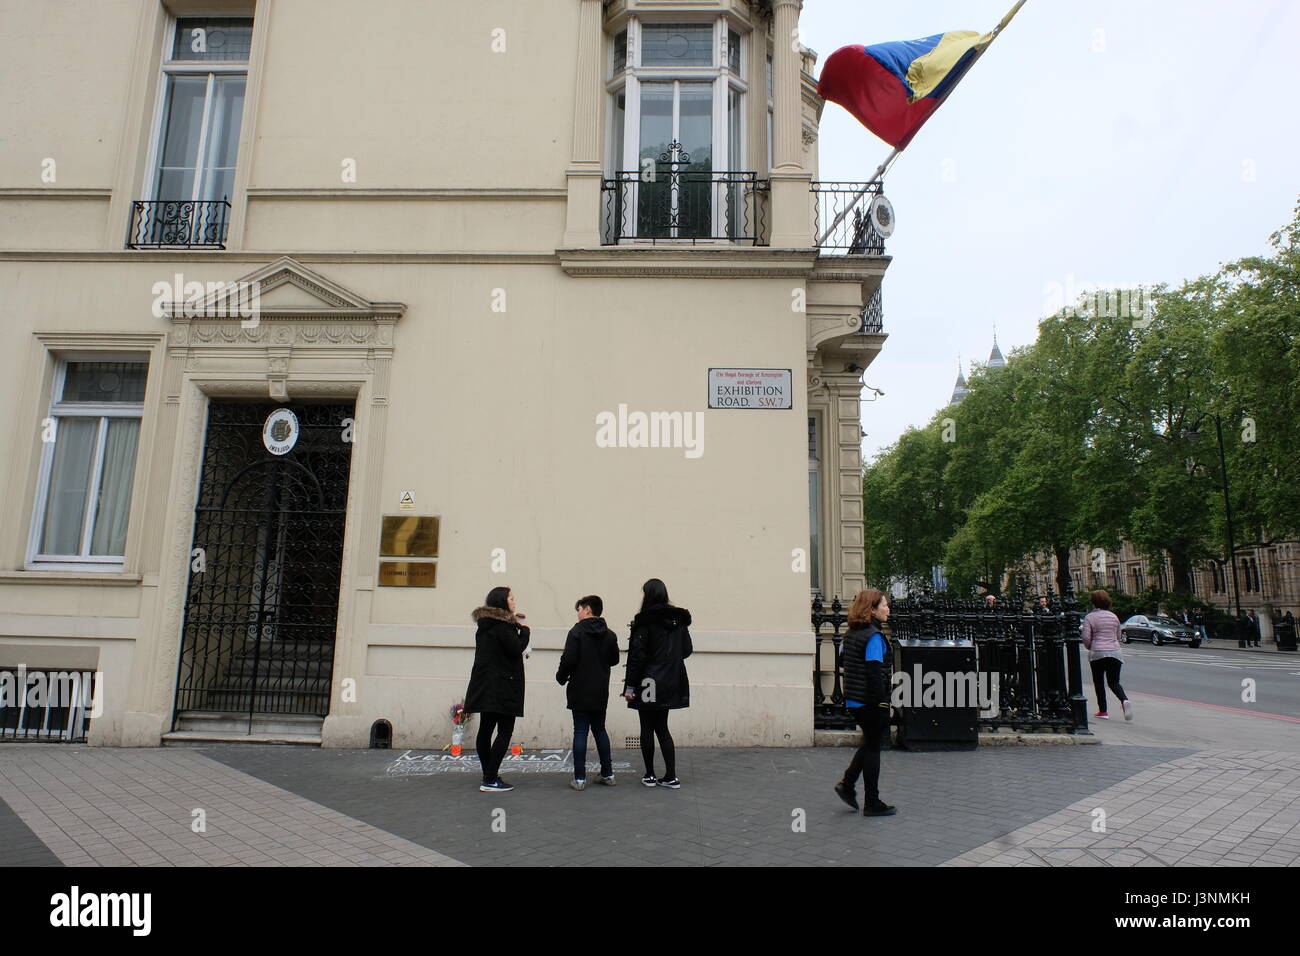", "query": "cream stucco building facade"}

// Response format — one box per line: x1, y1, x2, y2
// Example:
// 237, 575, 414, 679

0, 0, 887, 748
